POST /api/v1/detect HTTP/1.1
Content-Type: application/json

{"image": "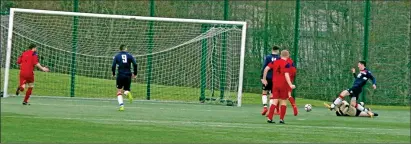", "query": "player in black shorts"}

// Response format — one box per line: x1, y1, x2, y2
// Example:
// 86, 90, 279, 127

260, 46, 280, 115
112, 44, 137, 111
324, 61, 377, 117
